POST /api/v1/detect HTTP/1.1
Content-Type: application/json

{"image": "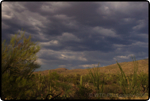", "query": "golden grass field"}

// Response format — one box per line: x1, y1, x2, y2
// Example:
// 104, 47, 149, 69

2, 58, 148, 100
33, 58, 148, 76
31, 58, 149, 100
